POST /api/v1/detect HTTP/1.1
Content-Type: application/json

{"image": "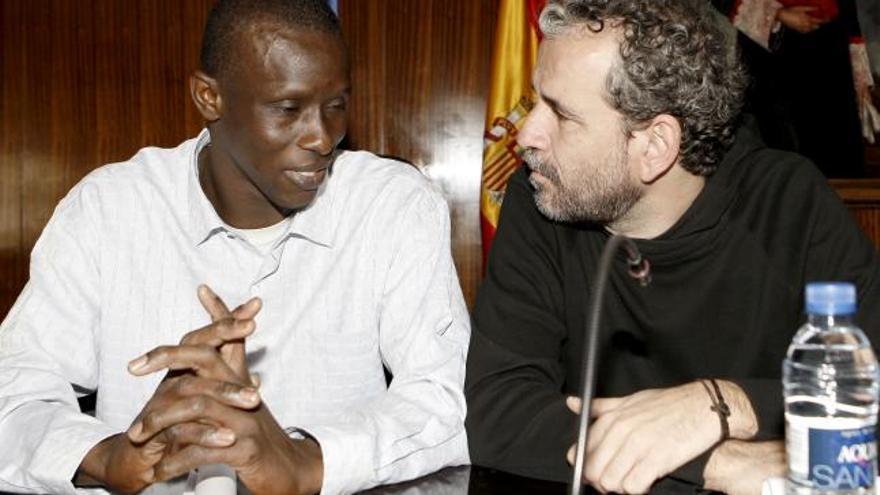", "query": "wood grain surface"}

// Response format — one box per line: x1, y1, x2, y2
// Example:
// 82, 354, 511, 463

1, 0, 876, 320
